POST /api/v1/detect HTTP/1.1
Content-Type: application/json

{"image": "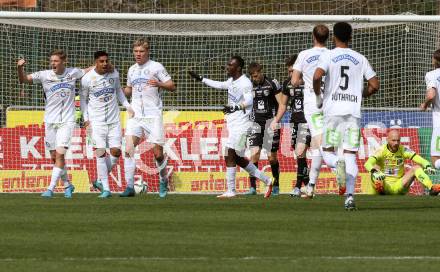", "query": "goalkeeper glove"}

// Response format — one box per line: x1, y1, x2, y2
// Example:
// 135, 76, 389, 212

371, 169, 385, 181
188, 71, 203, 82
223, 105, 243, 114
424, 165, 436, 175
